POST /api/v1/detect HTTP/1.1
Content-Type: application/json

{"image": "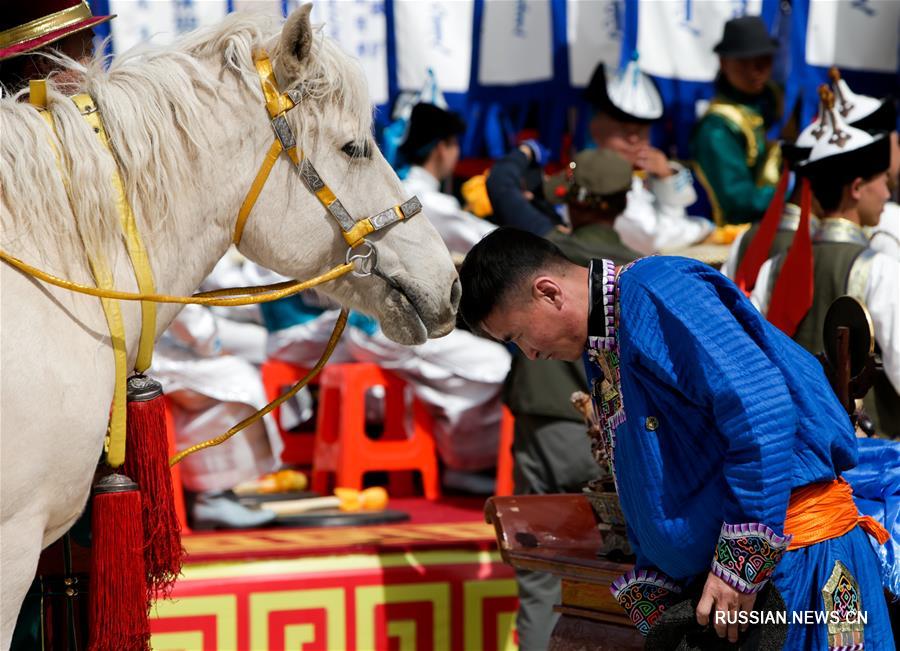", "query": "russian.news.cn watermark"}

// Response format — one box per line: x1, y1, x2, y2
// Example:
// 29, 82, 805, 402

715, 610, 868, 626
